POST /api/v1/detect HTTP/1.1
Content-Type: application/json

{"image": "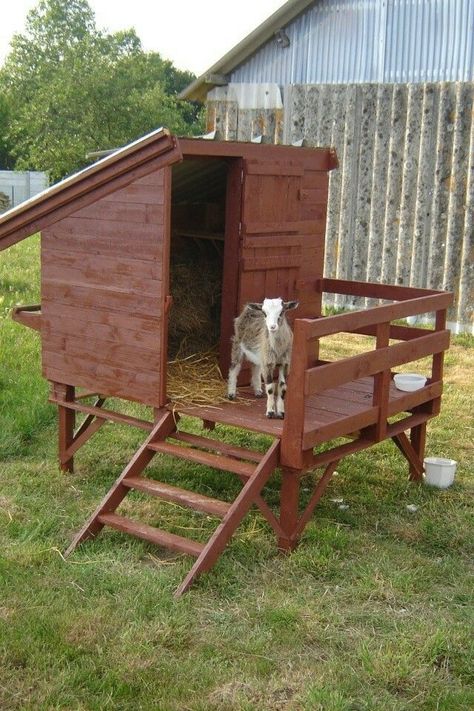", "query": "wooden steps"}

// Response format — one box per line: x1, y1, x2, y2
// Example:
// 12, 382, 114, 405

122, 476, 231, 517
65, 411, 280, 595
147, 440, 256, 477
169, 430, 263, 463
97, 513, 205, 557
